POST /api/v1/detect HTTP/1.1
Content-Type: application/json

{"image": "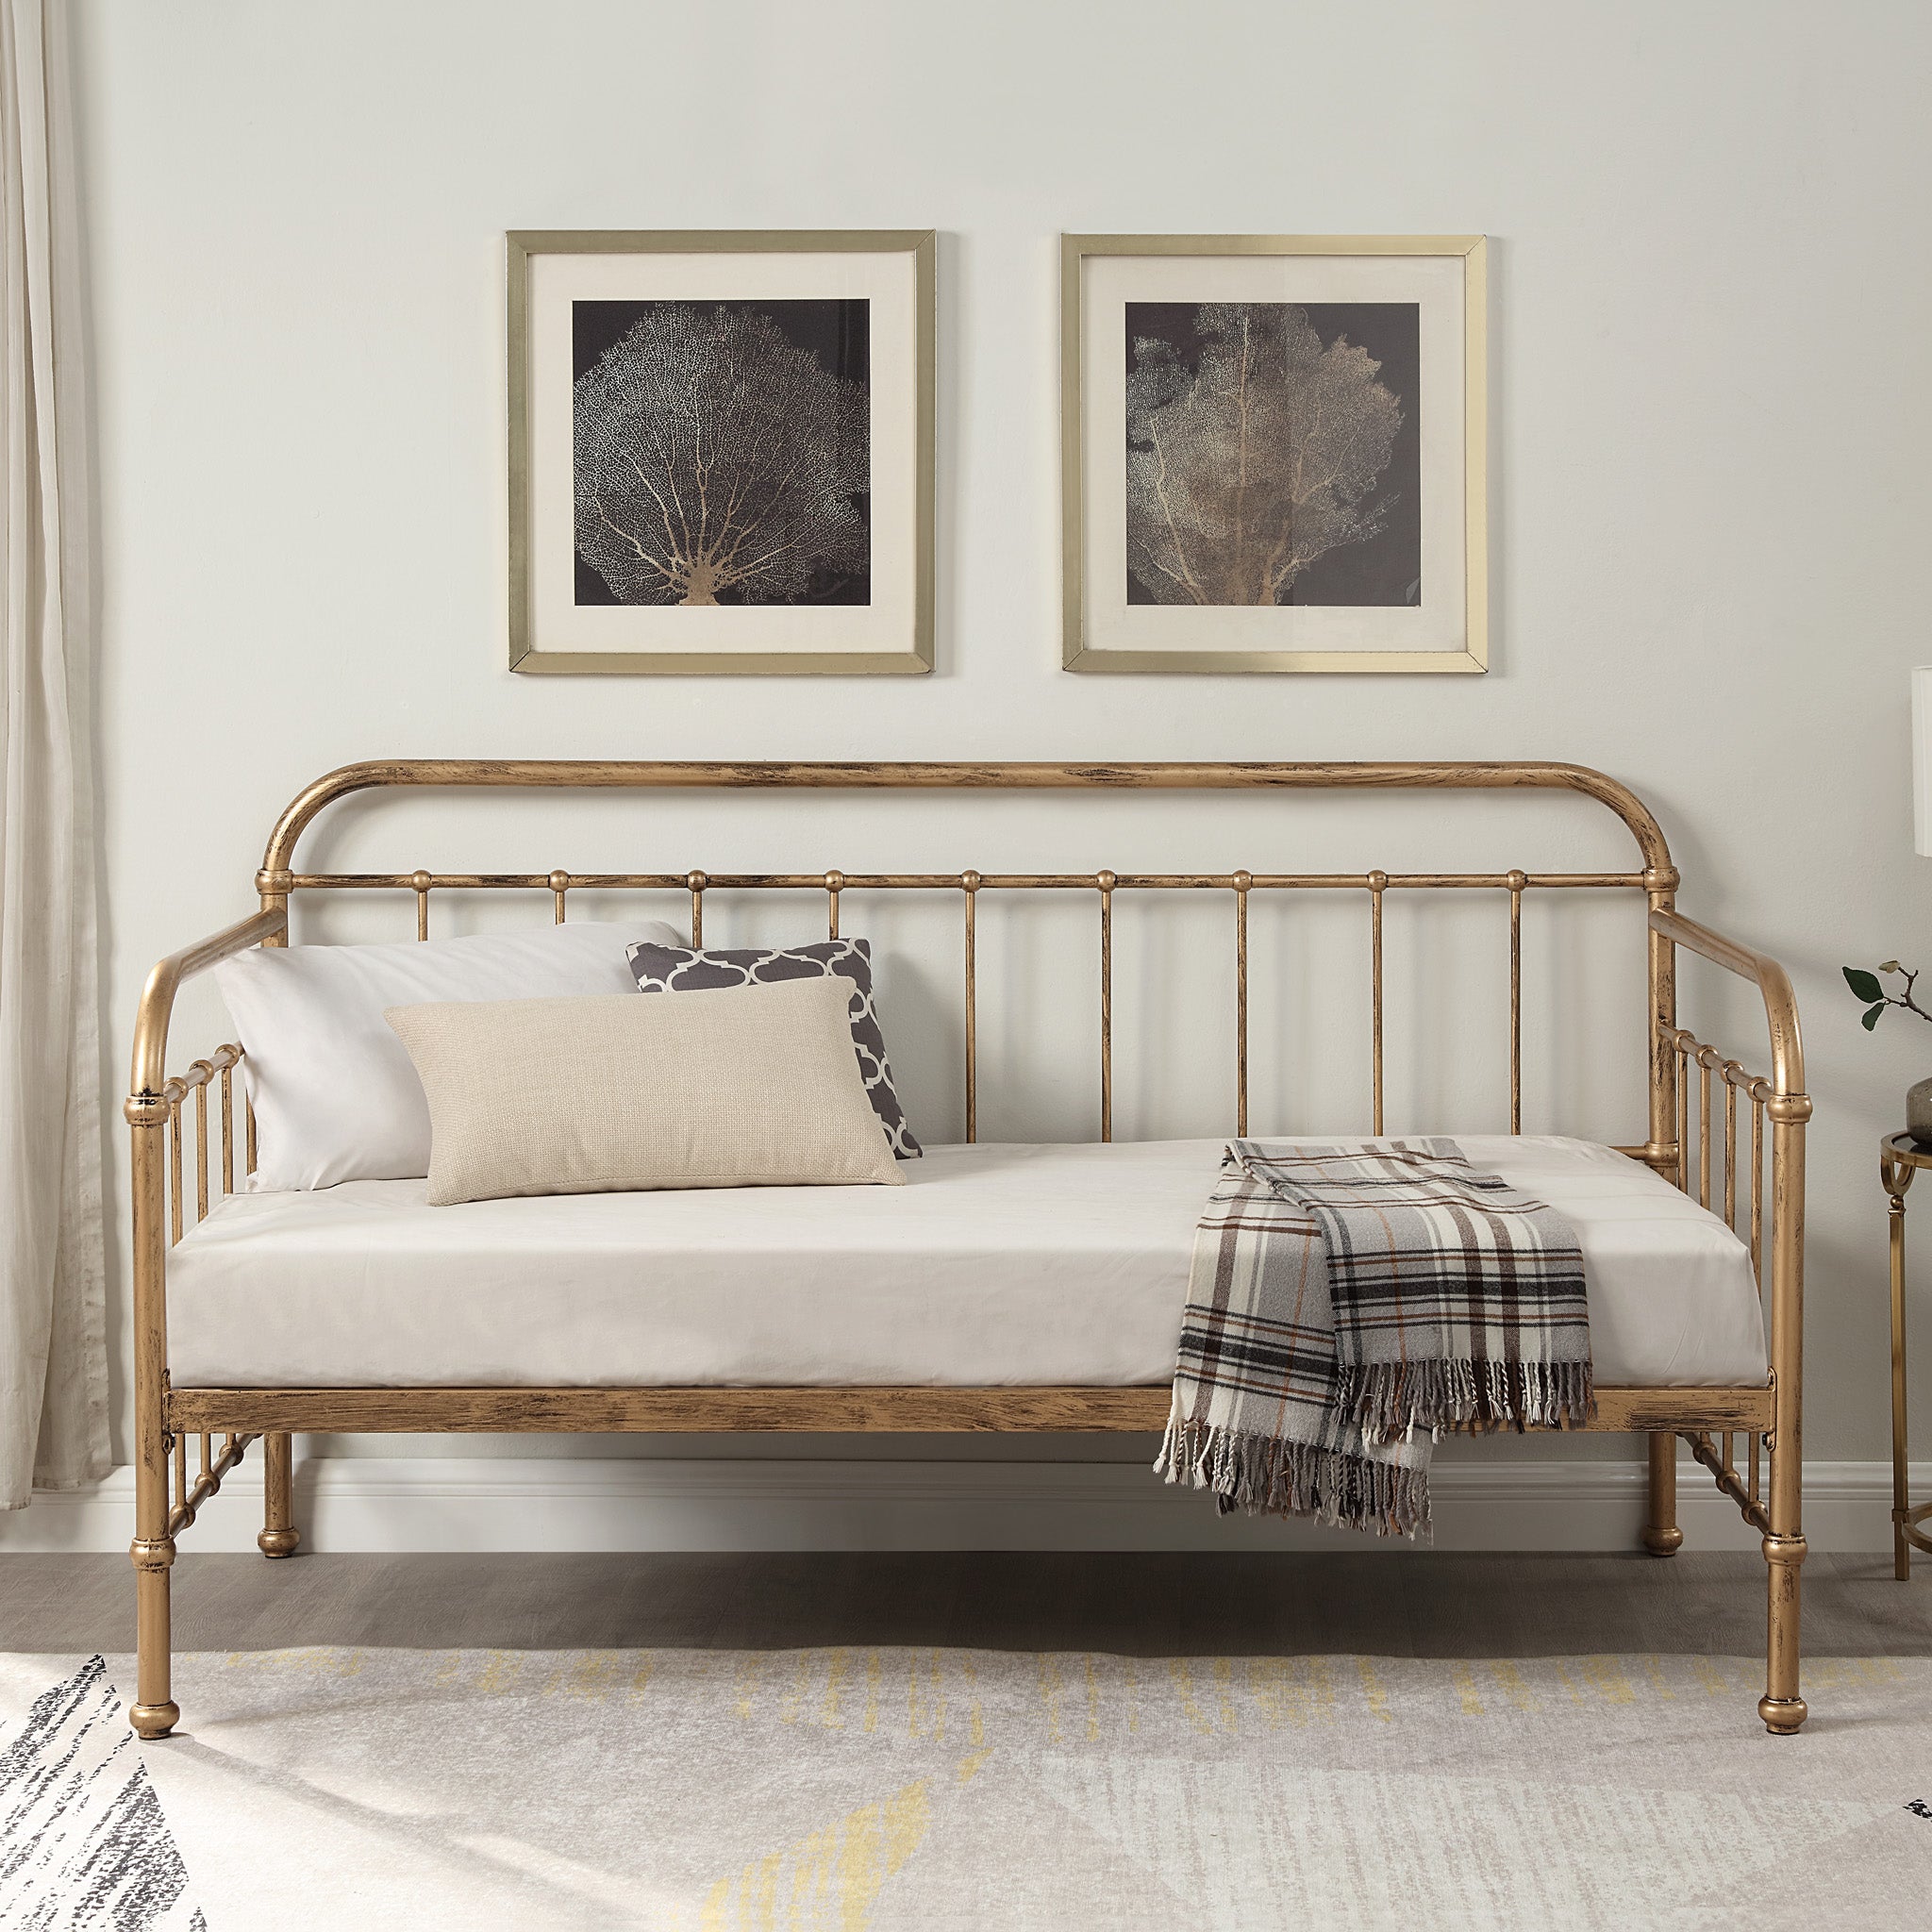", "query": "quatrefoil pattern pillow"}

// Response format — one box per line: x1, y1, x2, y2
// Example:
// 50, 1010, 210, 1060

625, 938, 922, 1158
